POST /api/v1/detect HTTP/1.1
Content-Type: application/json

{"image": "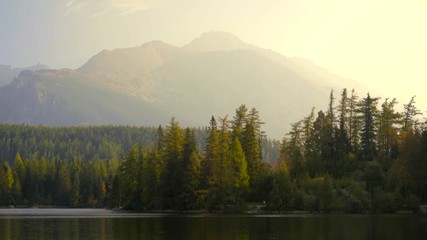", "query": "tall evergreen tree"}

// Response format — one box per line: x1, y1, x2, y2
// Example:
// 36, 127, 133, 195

285, 120, 305, 180
202, 116, 220, 189
243, 108, 264, 191
141, 147, 160, 210
202, 116, 223, 210
337, 88, 351, 155
118, 146, 140, 209
359, 93, 380, 161
218, 116, 232, 187
327, 90, 336, 126
161, 118, 185, 209
177, 128, 201, 210
232, 105, 248, 142
349, 89, 361, 153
